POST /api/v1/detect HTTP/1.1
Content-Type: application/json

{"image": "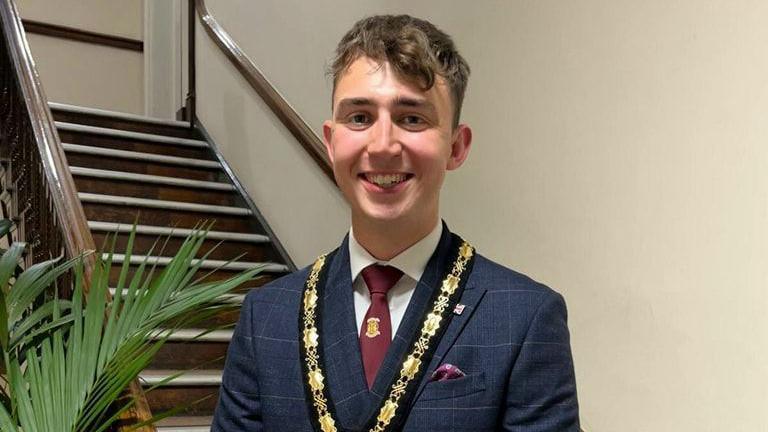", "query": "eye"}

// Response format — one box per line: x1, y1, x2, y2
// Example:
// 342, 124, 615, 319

346, 113, 371, 129
399, 115, 428, 131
